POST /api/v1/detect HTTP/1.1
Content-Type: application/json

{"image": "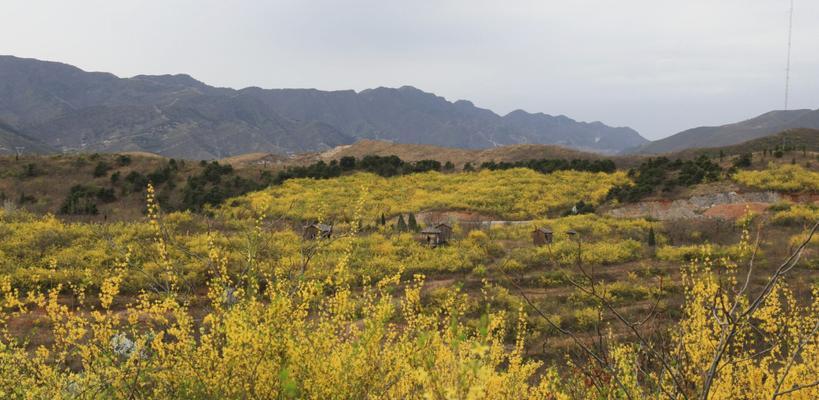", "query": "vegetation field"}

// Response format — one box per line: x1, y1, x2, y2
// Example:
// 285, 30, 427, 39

1, 144, 818, 399
233, 168, 627, 221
